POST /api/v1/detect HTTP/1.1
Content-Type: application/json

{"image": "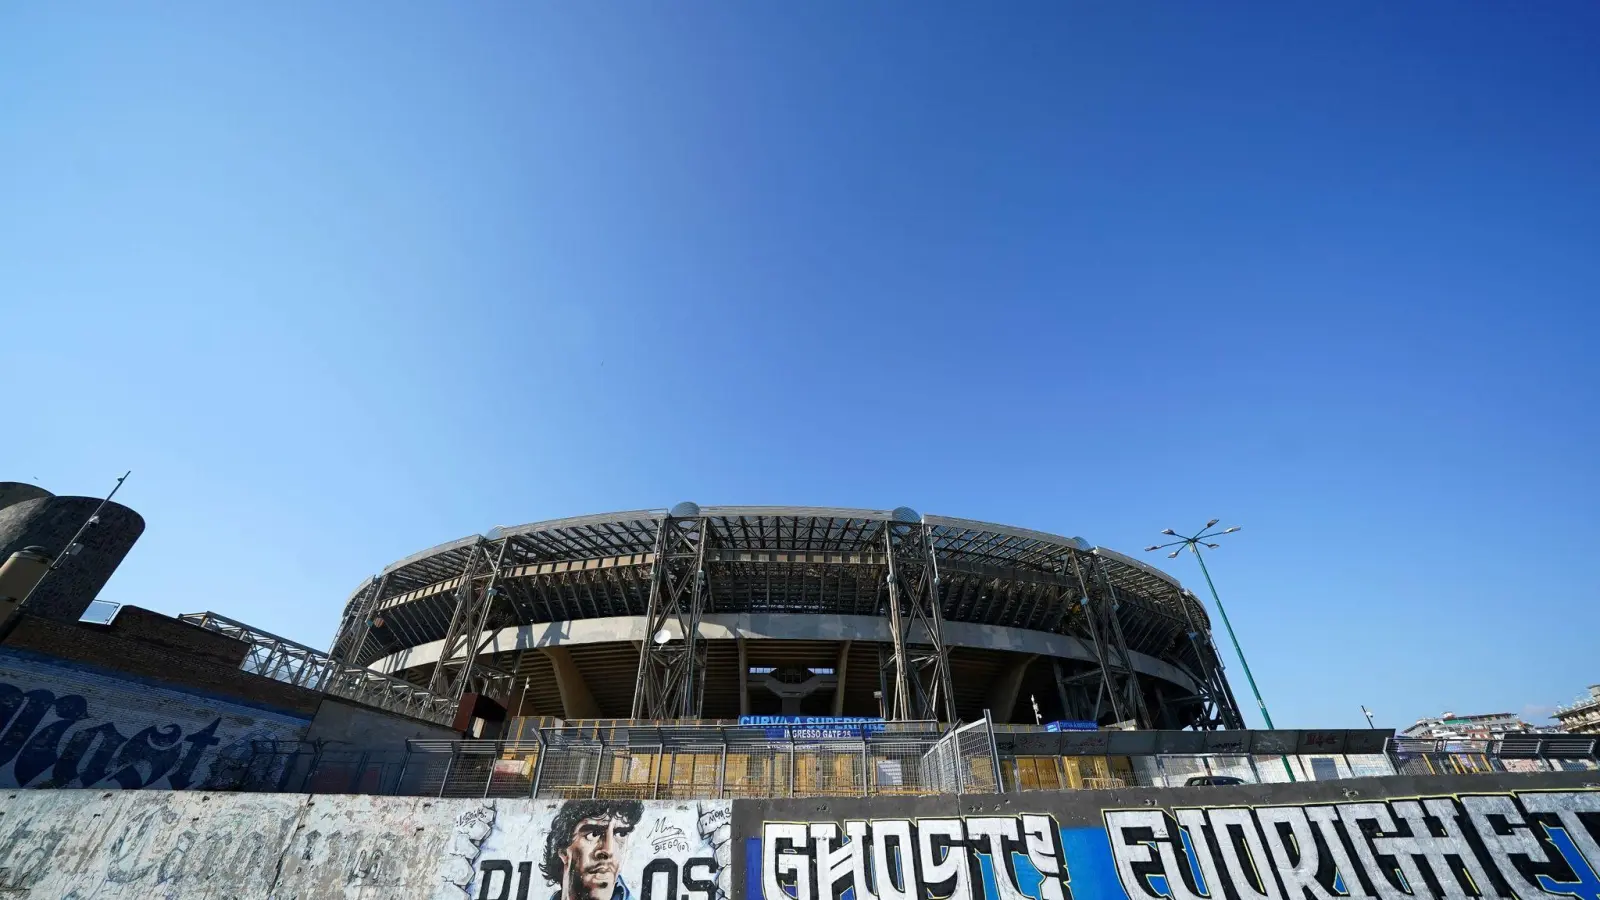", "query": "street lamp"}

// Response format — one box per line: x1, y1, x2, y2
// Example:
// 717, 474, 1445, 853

1147, 521, 1294, 781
